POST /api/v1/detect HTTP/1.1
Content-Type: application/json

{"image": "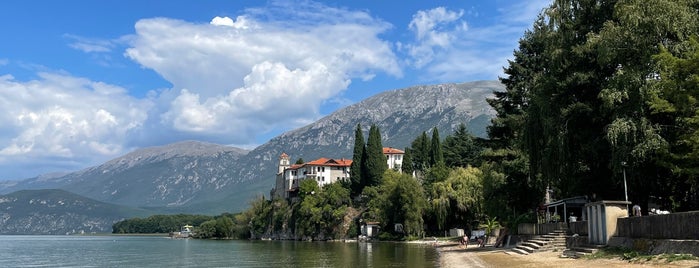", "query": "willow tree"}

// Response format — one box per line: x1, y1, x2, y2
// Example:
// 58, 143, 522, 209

593, 0, 699, 210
